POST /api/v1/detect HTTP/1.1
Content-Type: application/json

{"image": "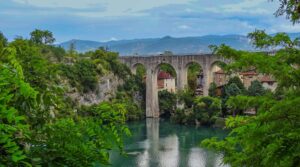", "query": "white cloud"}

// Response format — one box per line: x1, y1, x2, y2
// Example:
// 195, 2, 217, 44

12, 0, 194, 17
204, 0, 276, 15
272, 23, 300, 33
178, 25, 190, 29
